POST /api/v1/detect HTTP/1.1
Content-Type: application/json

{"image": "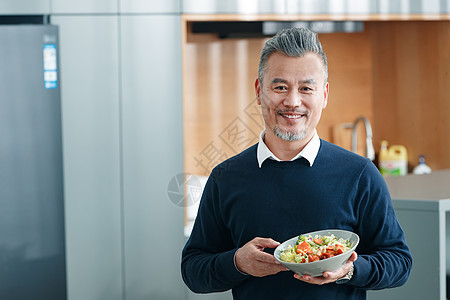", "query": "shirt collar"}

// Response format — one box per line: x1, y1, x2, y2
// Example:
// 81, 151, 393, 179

256, 129, 320, 168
